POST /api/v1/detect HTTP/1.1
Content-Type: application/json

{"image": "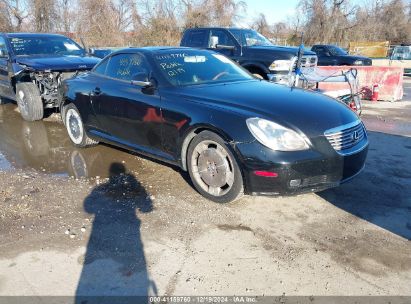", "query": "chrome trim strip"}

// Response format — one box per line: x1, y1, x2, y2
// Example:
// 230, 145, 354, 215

324, 120, 362, 135
324, 120, 369, 155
